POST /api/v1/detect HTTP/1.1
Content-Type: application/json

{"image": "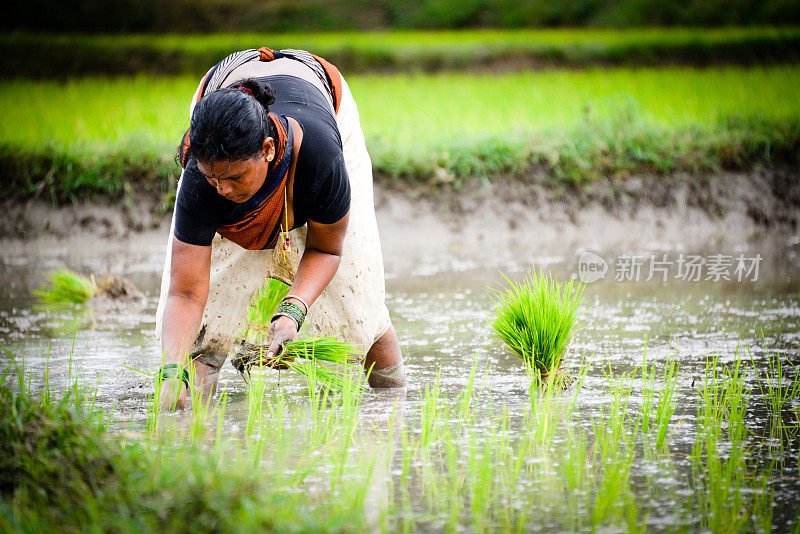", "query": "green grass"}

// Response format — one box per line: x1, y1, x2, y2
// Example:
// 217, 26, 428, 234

490, 268, 585, 379
1, 64, 799, 204
3, 27, 799, 77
